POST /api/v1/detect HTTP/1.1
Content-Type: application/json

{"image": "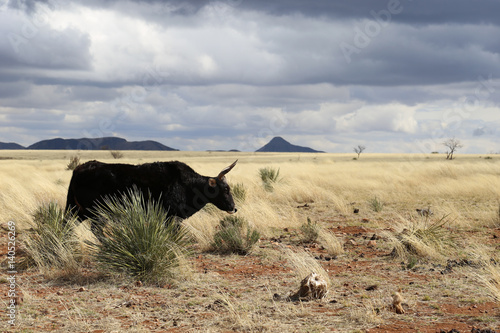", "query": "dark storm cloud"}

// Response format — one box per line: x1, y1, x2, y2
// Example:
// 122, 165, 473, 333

0, 11, 92, 79
1, 0, 499, 152
238, 0, 500, 25
8, 0, 500, 88
21, 0, 500, 24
